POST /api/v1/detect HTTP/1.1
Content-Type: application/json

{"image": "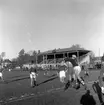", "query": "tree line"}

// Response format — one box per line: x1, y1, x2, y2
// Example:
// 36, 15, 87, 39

11, 49, 39, 68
